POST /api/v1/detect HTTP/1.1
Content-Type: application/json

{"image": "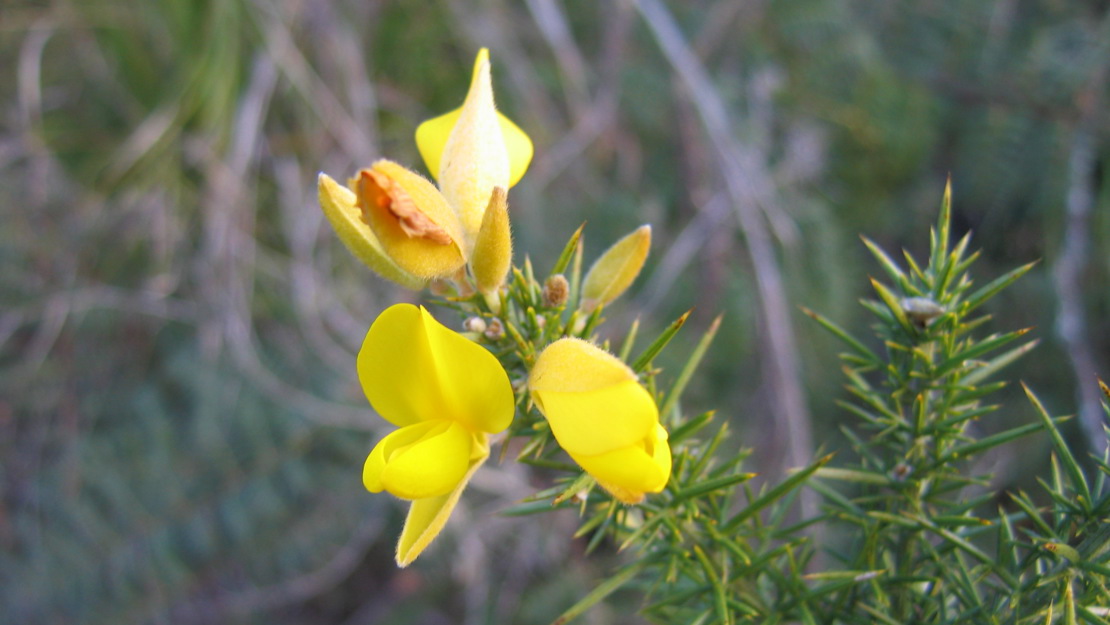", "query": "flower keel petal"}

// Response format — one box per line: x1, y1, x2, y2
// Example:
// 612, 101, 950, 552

395, 435, 490, 567
572, 424, 671, 503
